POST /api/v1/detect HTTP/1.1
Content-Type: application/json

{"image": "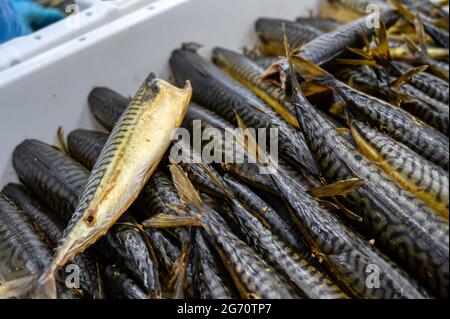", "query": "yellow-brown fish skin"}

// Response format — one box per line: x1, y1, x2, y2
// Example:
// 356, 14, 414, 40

0, 75, 192, 299
49, 75, 191, 273
350, 119, 449, 220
